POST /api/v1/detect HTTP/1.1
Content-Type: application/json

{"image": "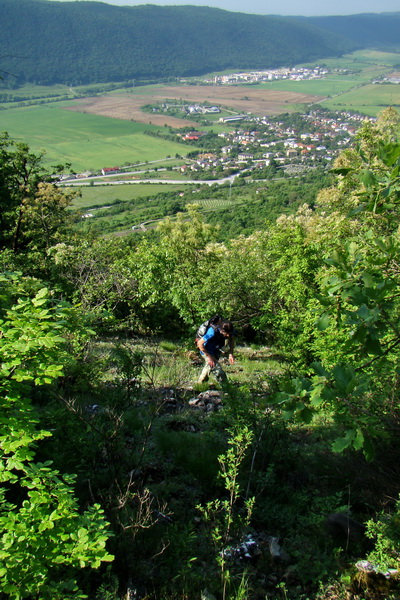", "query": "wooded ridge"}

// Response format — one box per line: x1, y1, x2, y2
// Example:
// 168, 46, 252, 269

3, 0, 398, 86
